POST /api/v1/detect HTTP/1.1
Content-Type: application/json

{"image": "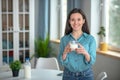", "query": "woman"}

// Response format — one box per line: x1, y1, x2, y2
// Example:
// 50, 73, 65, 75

58, 8, 96, 80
